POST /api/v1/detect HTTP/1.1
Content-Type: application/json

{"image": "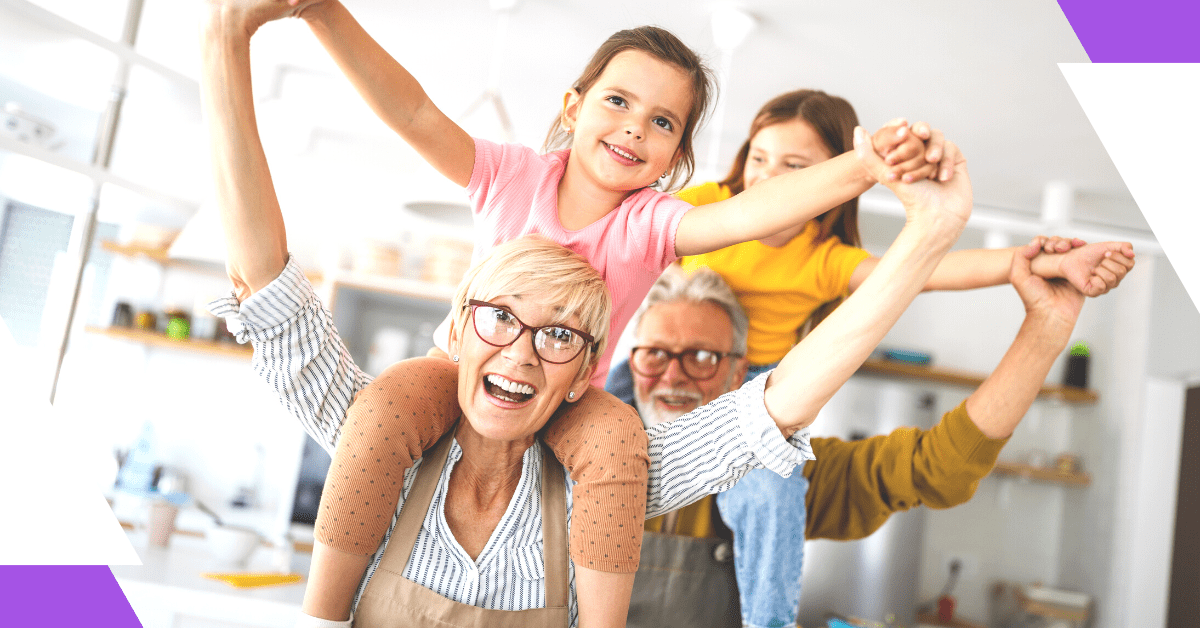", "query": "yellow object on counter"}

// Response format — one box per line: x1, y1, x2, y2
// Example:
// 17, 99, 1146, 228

203, 572, 303, 588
